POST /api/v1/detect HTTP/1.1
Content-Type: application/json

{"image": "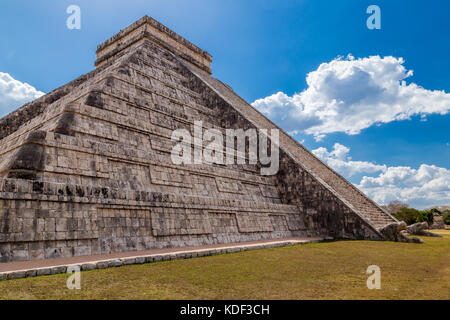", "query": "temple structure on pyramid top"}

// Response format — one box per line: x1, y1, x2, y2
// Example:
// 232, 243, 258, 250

0, 16, 402, 262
